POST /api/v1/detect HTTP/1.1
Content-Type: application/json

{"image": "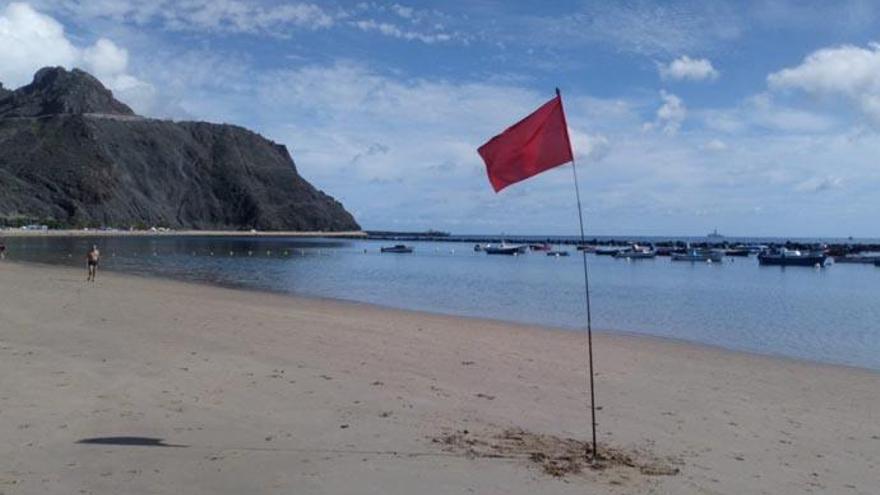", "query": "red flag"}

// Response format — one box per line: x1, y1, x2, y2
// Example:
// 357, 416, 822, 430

478, 93, 574, 192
